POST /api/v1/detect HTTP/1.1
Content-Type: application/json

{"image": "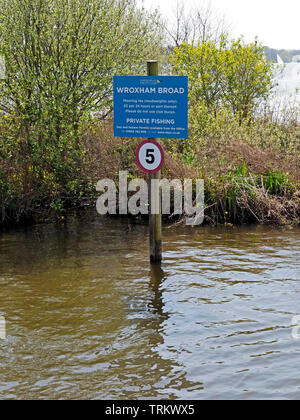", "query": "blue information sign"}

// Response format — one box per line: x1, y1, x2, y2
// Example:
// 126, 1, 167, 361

113, 76, 188, 139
